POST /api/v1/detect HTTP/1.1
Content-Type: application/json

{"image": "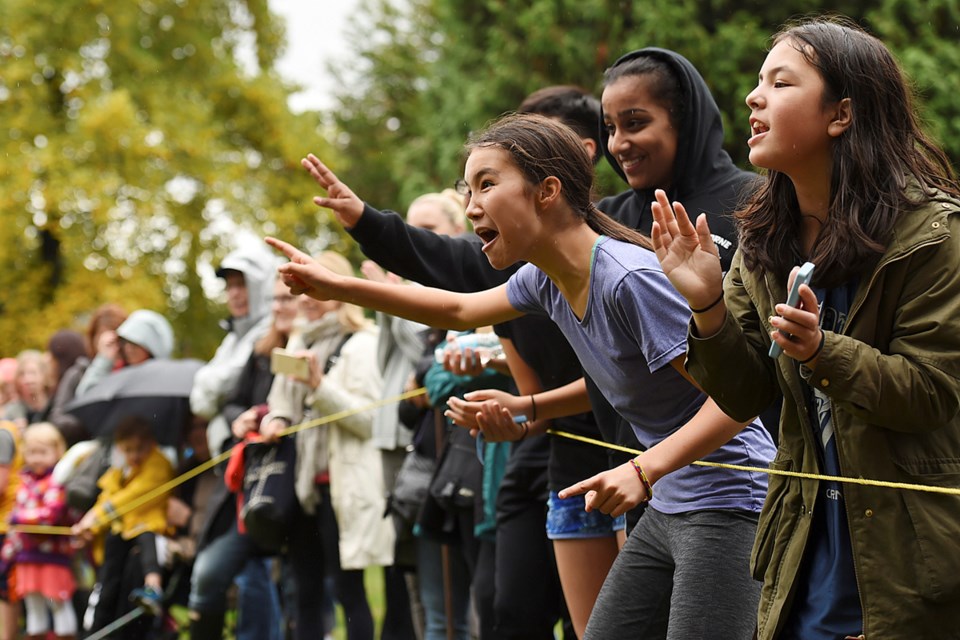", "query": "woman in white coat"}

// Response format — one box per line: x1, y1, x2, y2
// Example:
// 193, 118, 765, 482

261, 251, 394, 640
